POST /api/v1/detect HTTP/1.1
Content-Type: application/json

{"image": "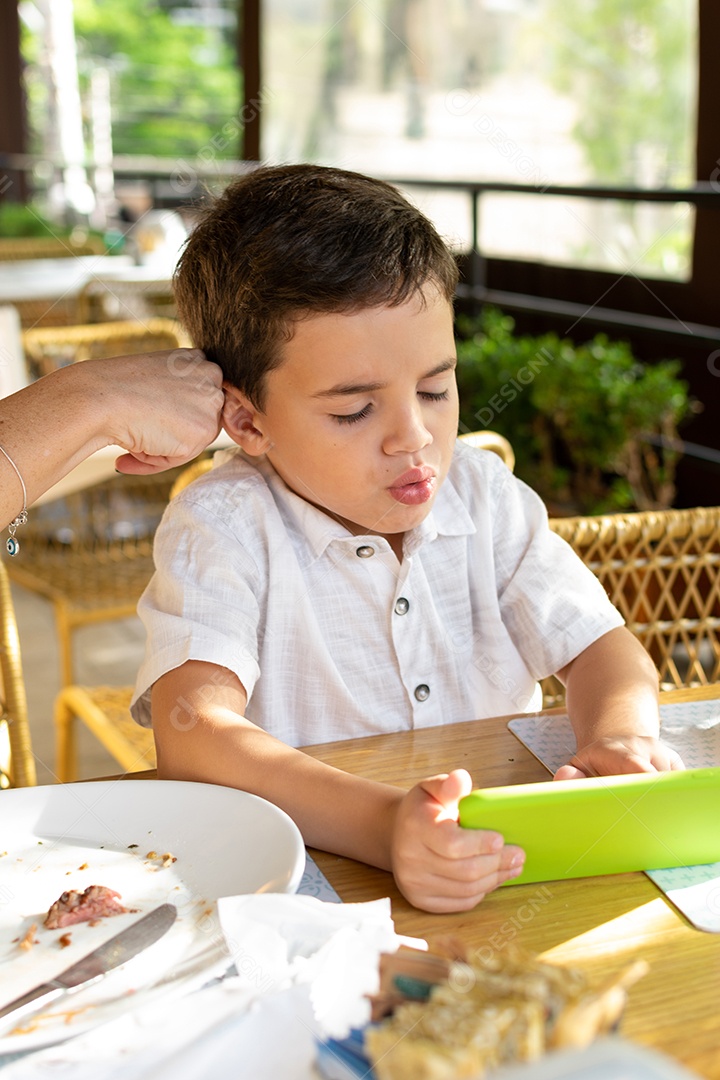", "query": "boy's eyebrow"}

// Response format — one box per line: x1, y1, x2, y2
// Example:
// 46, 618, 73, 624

312, 358, 457, 398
